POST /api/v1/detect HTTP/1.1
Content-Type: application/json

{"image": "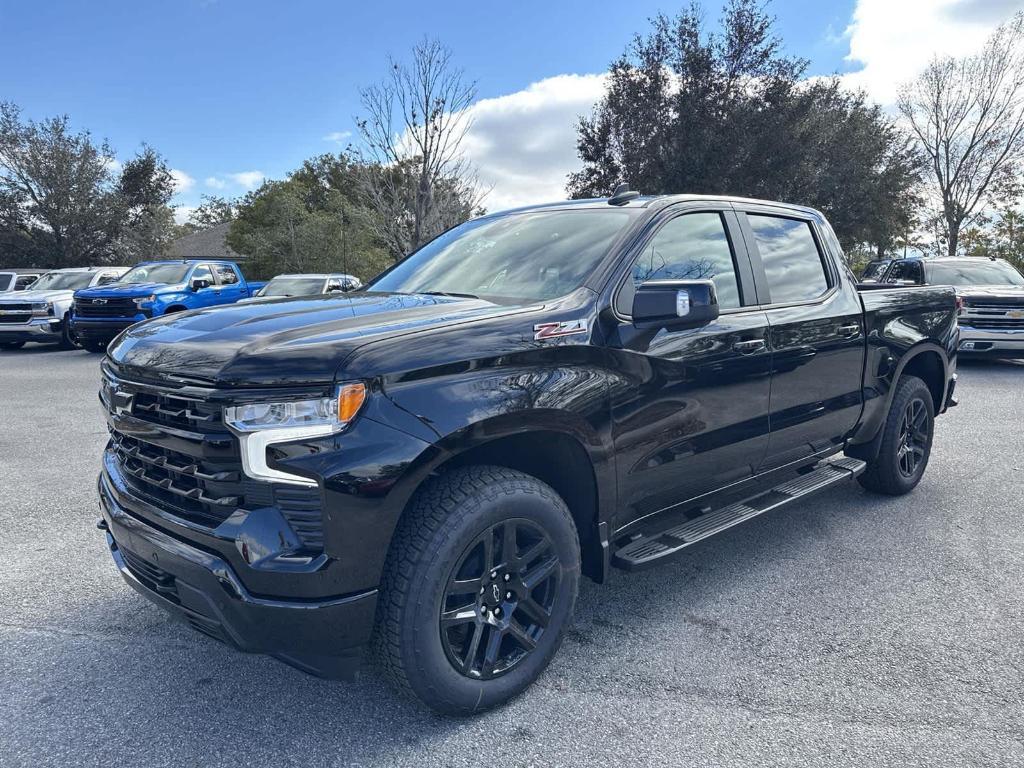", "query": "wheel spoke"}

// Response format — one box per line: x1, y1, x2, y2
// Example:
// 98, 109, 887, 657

480, 626, 504, 676
506, 620, 537, 652
461, 621, 484, 672
446, 575, 483, 596
516, 595, 551, 628
501, 520, 518, 569
441, 606, 478, 628
522, 555, 558, 590
480, 530, 495, 574
517, 538, 550, 569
